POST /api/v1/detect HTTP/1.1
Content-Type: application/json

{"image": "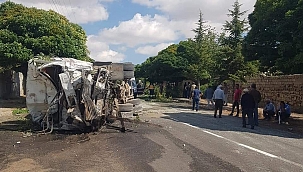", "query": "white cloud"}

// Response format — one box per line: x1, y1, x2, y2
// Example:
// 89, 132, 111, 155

4, 0, 110, 24
132, 0, 256, 30
0, 0, 257, 63
98, 13, 180, 47
87, 35, 125, 62
135, 43, 174, 56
